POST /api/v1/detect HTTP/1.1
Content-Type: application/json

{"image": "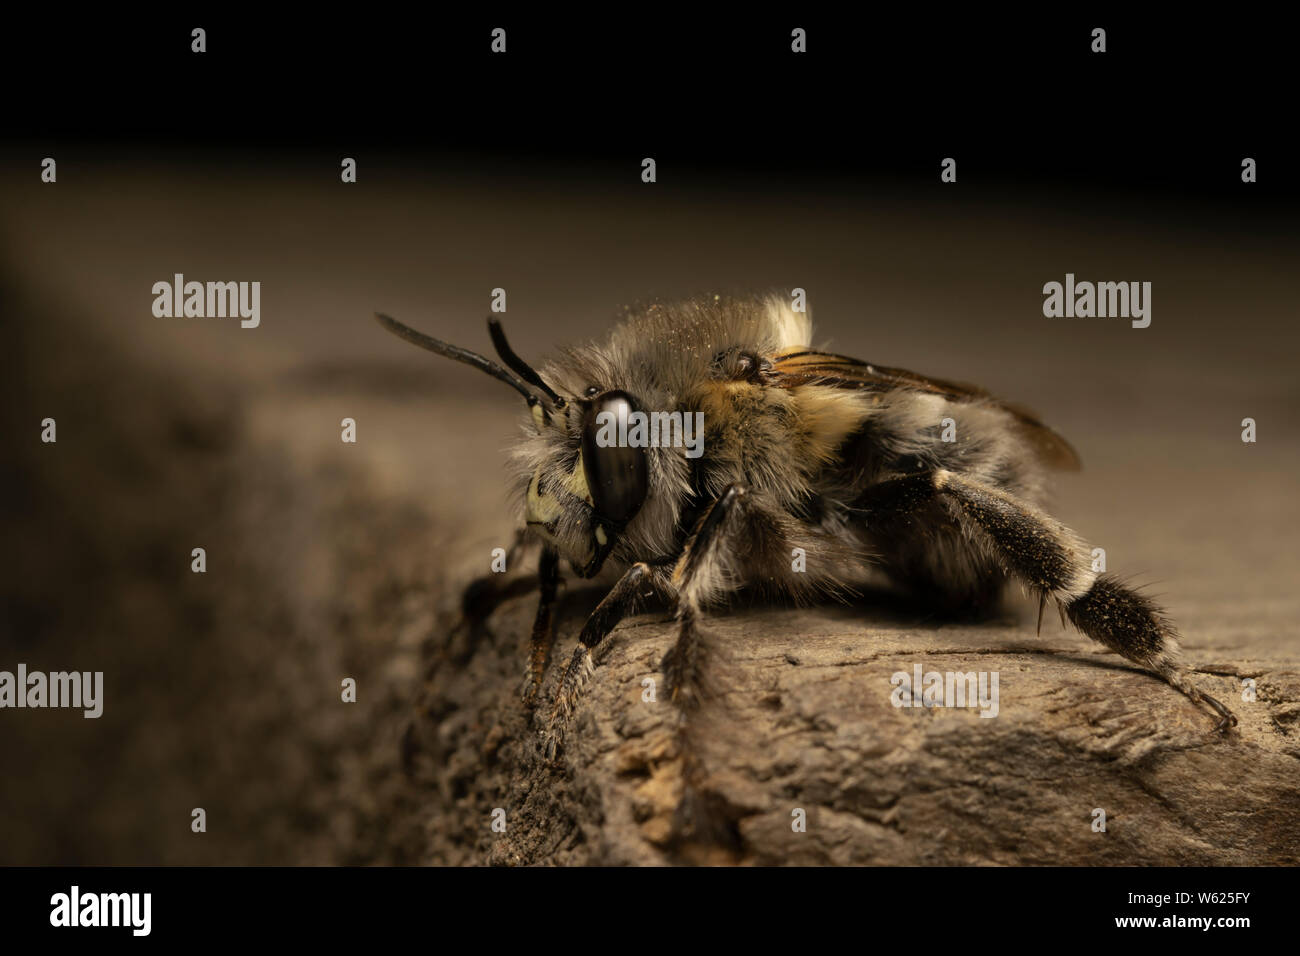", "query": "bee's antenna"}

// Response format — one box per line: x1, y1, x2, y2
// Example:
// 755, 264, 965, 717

487, 318, 567, 409
374, 312, 538, 403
